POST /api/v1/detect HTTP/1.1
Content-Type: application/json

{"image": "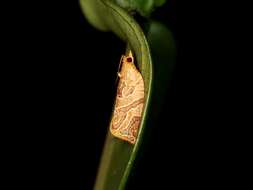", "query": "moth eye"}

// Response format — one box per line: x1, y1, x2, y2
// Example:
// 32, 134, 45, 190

126, 57, 132, 62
